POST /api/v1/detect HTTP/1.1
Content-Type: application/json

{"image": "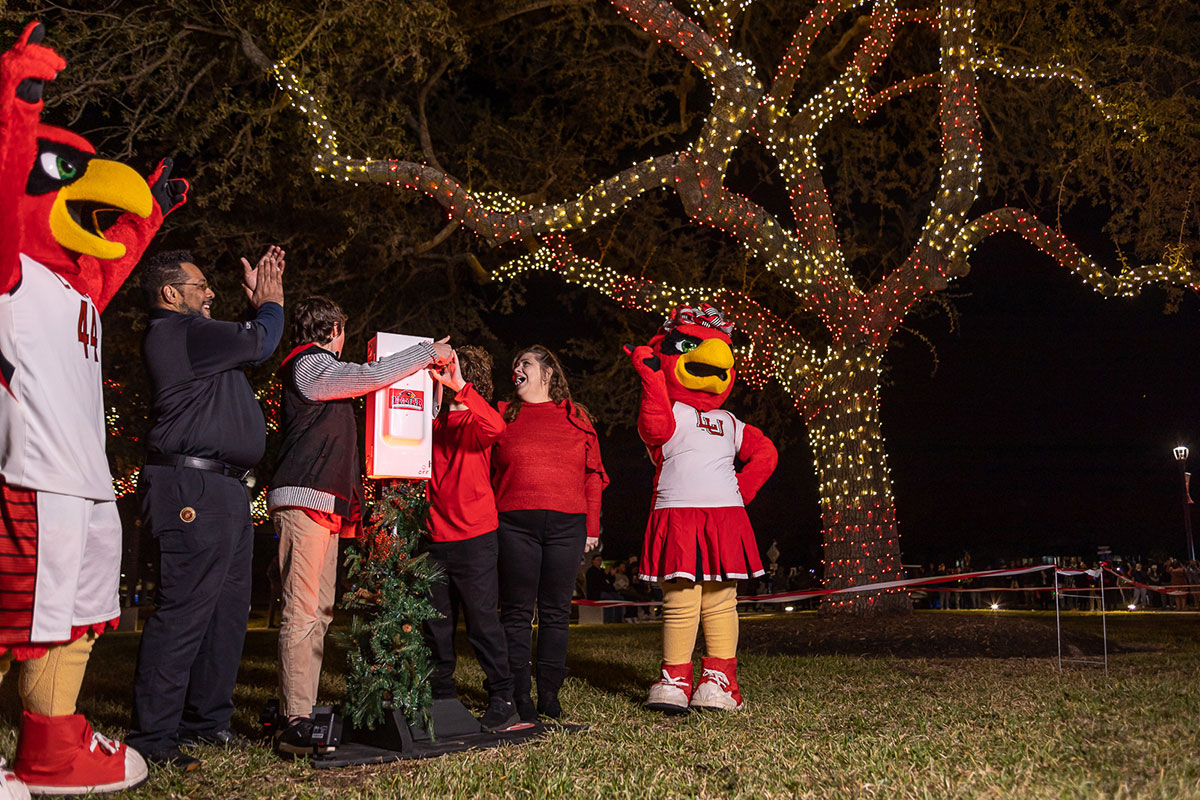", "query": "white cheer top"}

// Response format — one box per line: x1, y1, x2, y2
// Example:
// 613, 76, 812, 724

651, 401, 744, 509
